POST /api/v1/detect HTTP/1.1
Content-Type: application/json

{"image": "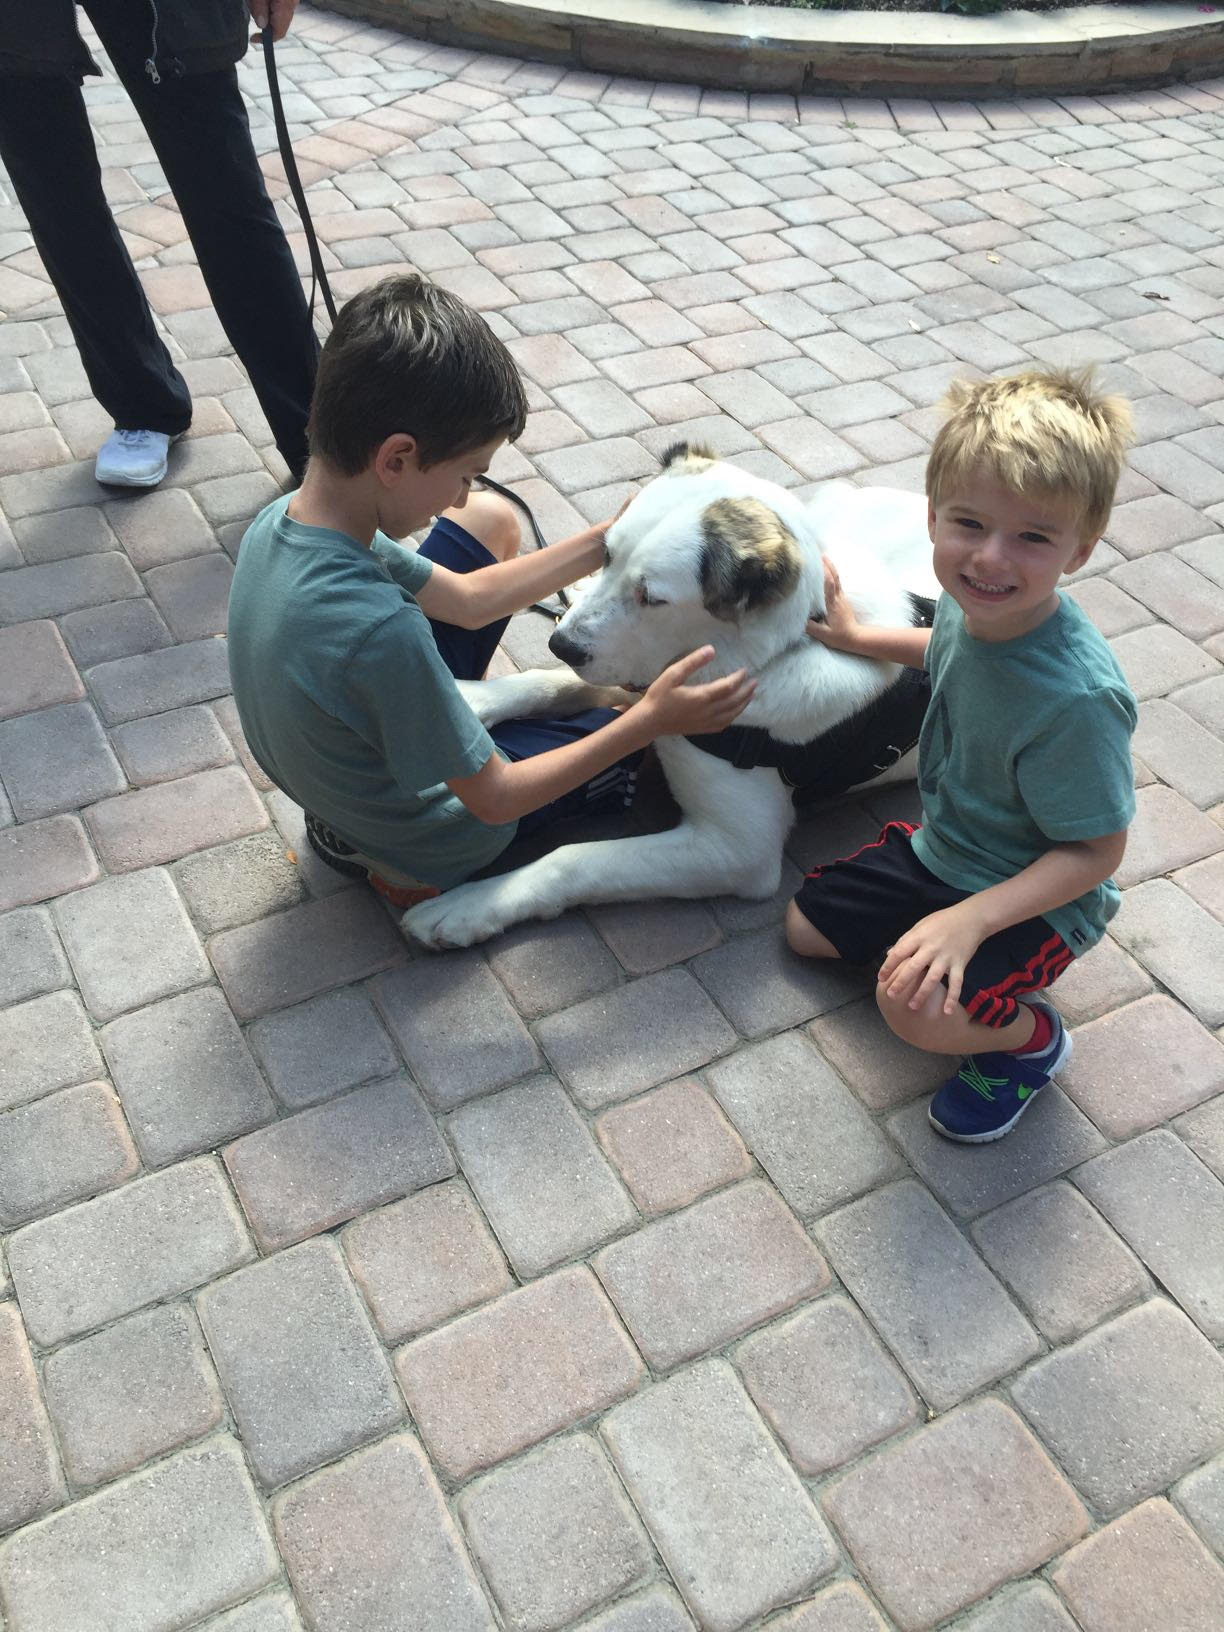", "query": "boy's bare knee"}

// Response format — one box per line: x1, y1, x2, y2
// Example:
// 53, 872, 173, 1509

876, 979, 944, 1050
785, 900, 841, 959
442, 490, 521, 561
